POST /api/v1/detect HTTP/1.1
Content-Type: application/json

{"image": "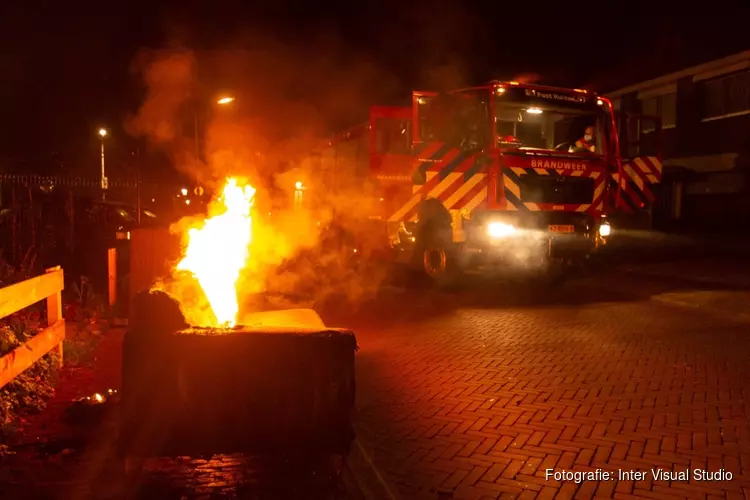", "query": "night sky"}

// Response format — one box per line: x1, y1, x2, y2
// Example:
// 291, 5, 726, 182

2, 0, 749, 179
